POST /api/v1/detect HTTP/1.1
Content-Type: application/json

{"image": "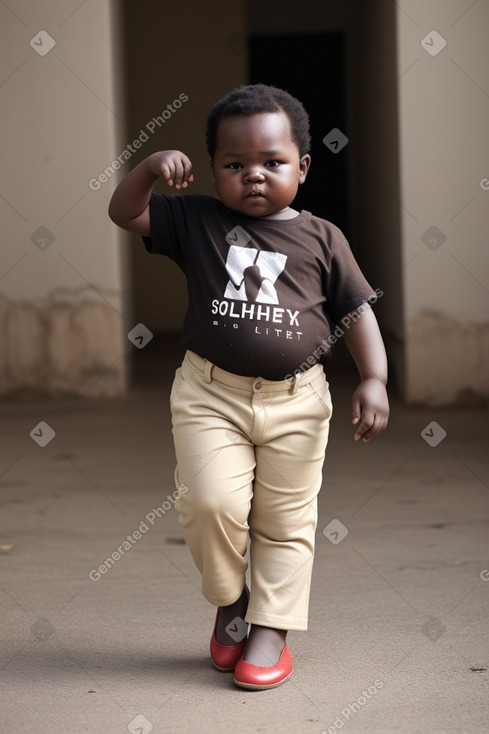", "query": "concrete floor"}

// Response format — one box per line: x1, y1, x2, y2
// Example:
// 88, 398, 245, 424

1, 341, 488, 733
